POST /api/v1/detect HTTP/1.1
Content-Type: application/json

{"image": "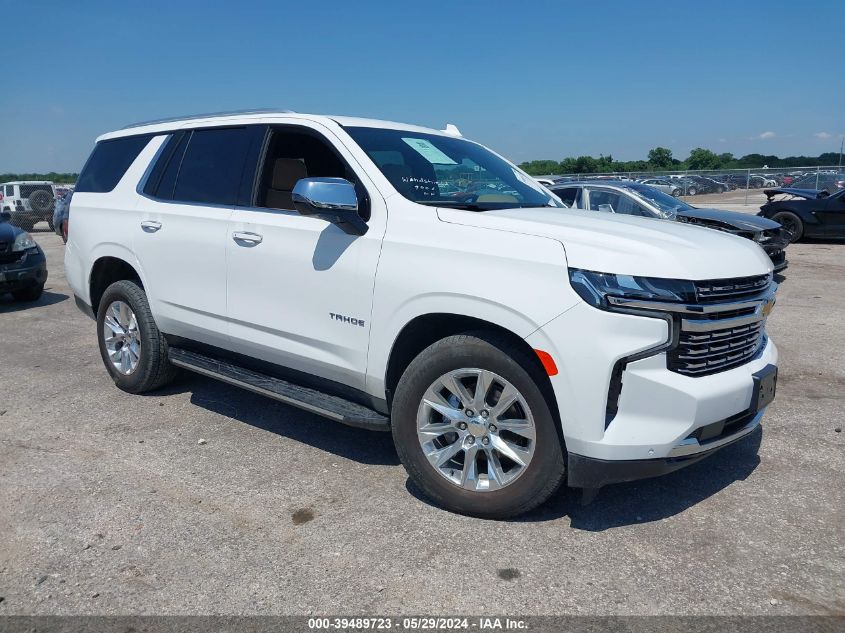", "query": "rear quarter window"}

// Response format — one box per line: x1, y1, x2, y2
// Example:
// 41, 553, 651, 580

76, 134, 154, 193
